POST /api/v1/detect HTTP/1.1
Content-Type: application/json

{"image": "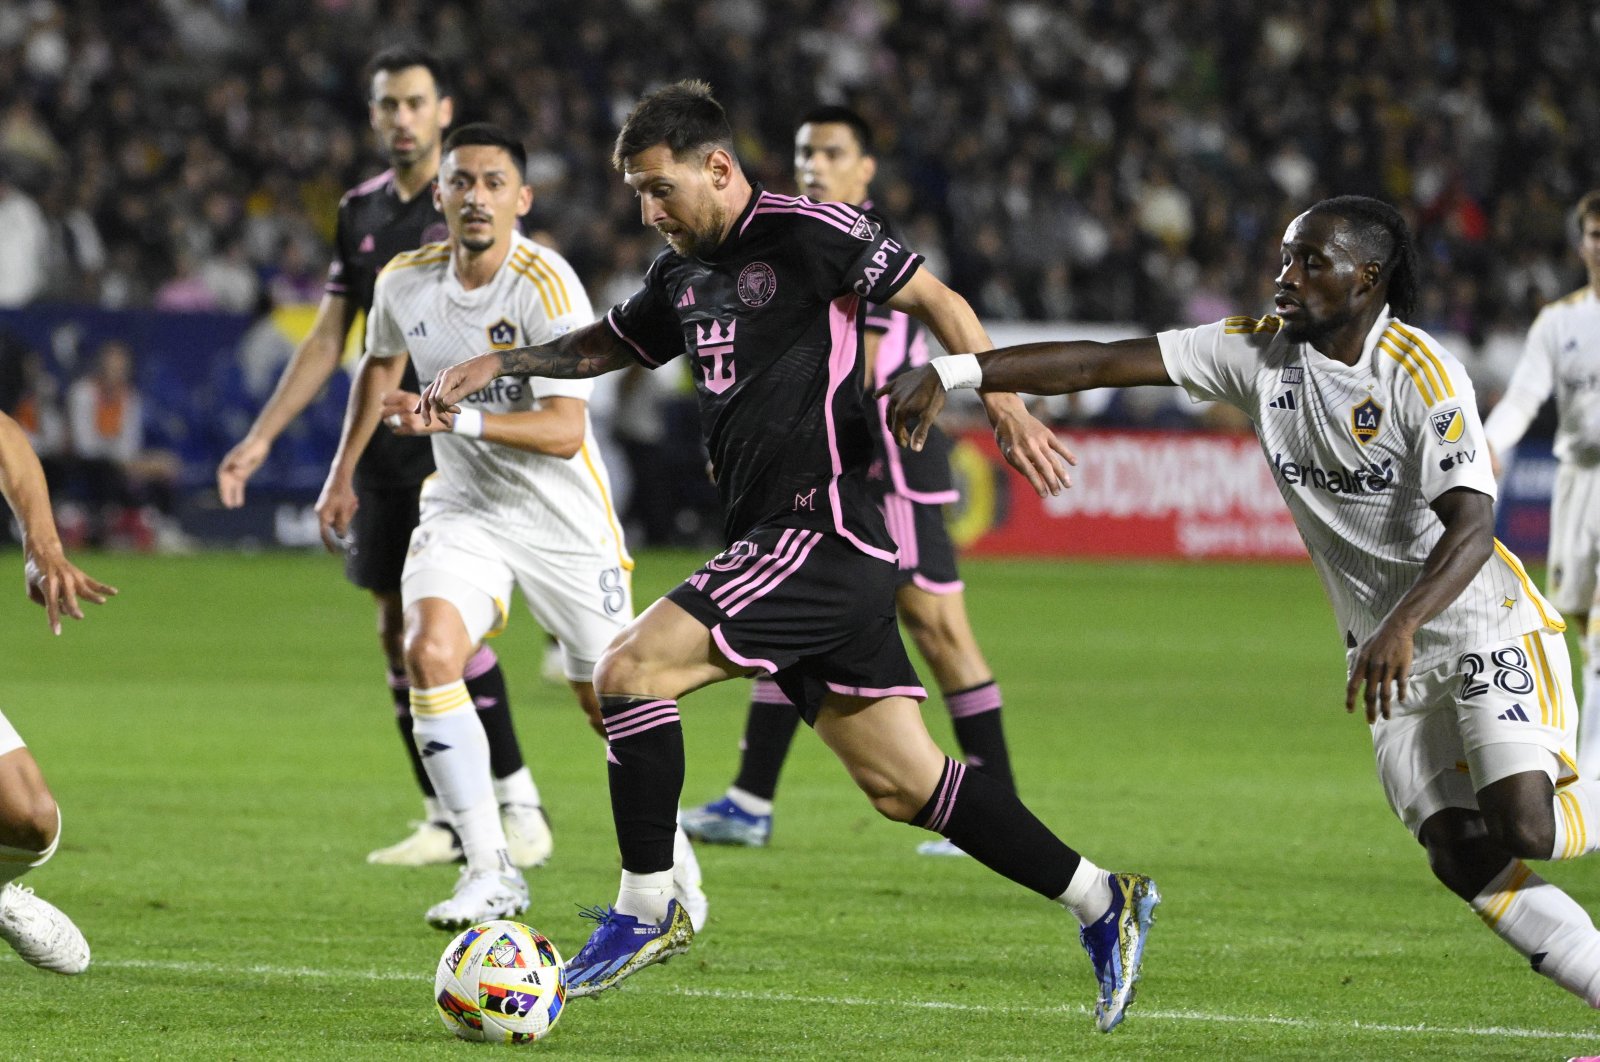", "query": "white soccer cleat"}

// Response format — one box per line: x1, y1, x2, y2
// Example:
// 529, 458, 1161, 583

366, 820, 461, 866
500, 804, 553, 868
0, 883, 90, 975
425, 866, 529, 931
